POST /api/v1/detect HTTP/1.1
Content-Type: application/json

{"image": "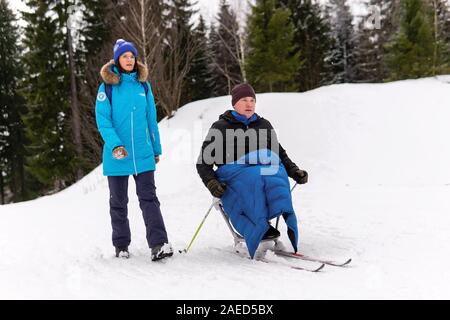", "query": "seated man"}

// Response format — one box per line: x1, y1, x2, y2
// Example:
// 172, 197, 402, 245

196, 83, 308, 258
